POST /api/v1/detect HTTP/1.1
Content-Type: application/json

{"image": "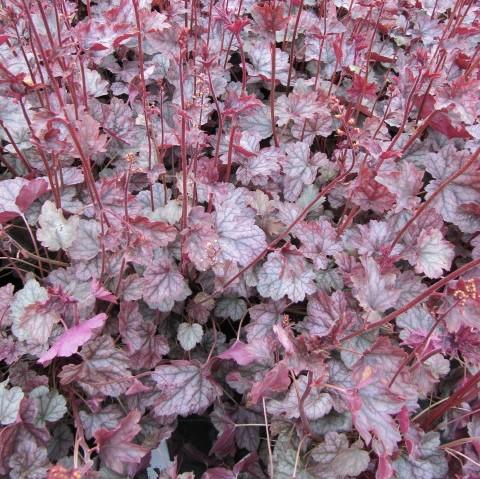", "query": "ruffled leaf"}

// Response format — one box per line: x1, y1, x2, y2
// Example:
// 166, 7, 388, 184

152, 361, 221, 418
36, 201, 79, 251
